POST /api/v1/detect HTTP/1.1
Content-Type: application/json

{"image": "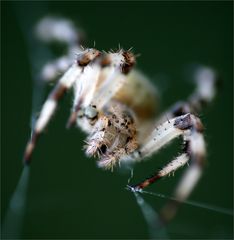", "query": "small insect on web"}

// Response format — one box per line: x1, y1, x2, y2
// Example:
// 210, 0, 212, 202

7, 14, 232, 238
